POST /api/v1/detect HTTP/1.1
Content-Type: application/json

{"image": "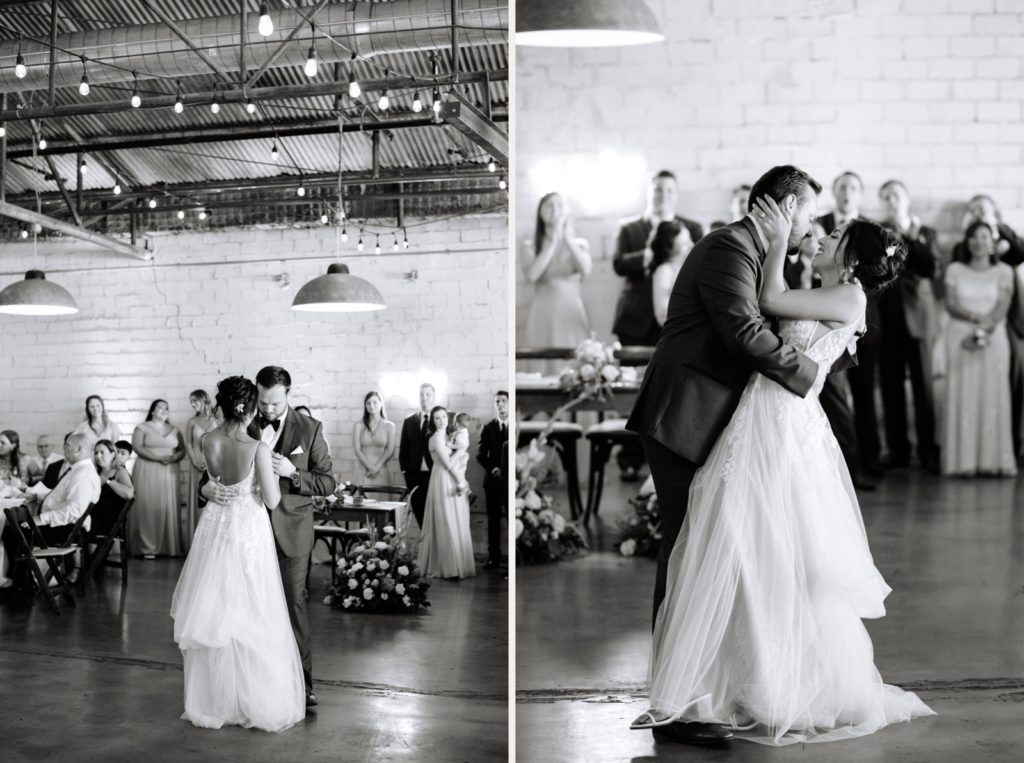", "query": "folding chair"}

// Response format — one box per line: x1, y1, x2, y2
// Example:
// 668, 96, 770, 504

3, 505, 80, 613
84, 498, 132, 586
